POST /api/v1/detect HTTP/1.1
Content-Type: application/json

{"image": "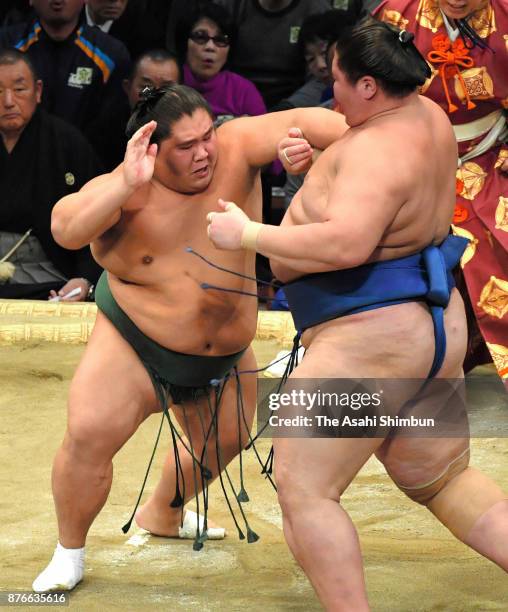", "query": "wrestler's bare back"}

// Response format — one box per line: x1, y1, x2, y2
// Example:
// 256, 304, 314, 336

92, 130, 260, 356
277, 95, 466, 377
